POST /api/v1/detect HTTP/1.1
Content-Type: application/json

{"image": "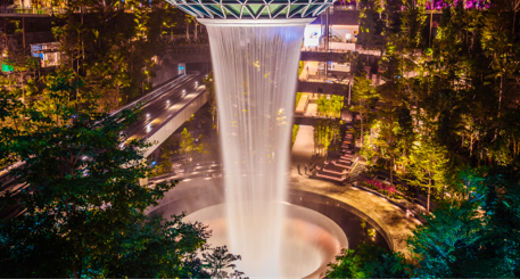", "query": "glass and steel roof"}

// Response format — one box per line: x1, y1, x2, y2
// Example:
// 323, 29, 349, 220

165, 0, 335, 19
